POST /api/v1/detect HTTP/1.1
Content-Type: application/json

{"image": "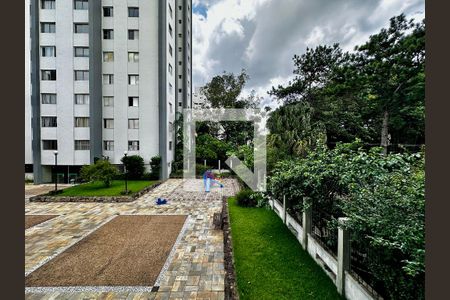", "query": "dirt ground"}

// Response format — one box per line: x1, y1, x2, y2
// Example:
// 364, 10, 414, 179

25, 215, 58, 229
25, 215, 187, 287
